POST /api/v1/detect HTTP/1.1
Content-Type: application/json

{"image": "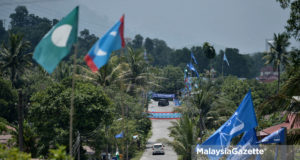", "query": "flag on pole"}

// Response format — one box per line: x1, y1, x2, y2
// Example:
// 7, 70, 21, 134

115, 131, 124, 139
191, 52, 198, 64
223, 53, 229, 66
85, 15, 125, 72
200, 90, 258, 159
258, 127, 286, 144
33, 6, 79, 73
187, 63, 199, 77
